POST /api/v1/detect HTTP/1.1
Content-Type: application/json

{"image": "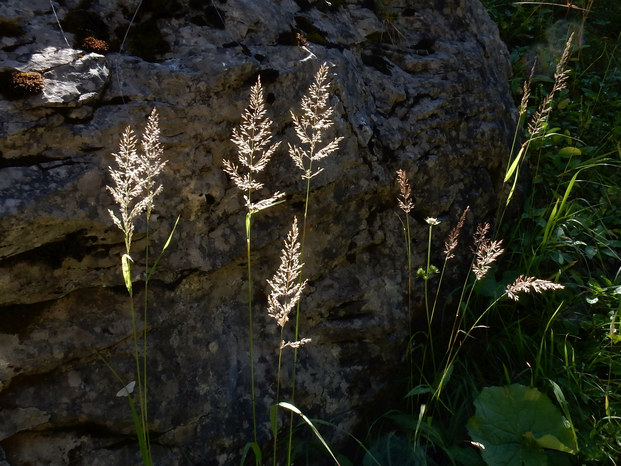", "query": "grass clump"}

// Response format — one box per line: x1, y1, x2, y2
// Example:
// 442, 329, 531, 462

364, 1, 620, 464
223, 63, 342, 465
105, 109, 178, 466
285, 62, 343, 464
93, 2, 618, 463
487, 2, 621, 462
